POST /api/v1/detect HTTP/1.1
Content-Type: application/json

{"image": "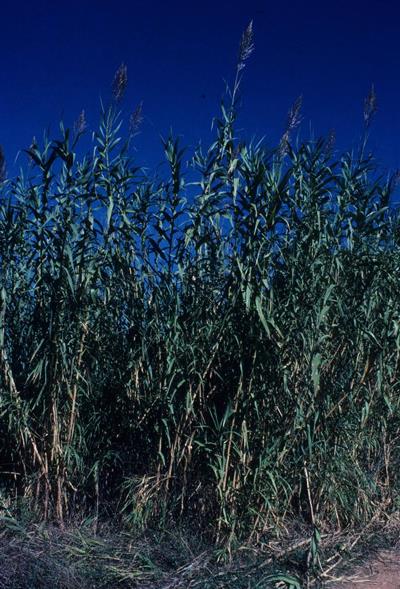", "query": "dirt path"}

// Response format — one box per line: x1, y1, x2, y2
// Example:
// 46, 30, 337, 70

332, 550, 400, 588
